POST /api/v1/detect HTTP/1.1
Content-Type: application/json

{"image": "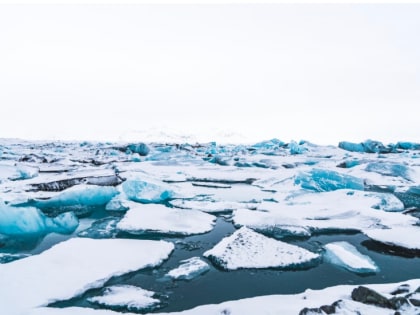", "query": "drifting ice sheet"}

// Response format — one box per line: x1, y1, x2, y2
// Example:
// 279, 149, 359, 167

324, 241, 379, 274
364, 226, 420, 250
88, 285, 159, 311
117, 204, 216, 235
165, 257, 210, 280
0, 238, 174, 315
204, 227, 319, 270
